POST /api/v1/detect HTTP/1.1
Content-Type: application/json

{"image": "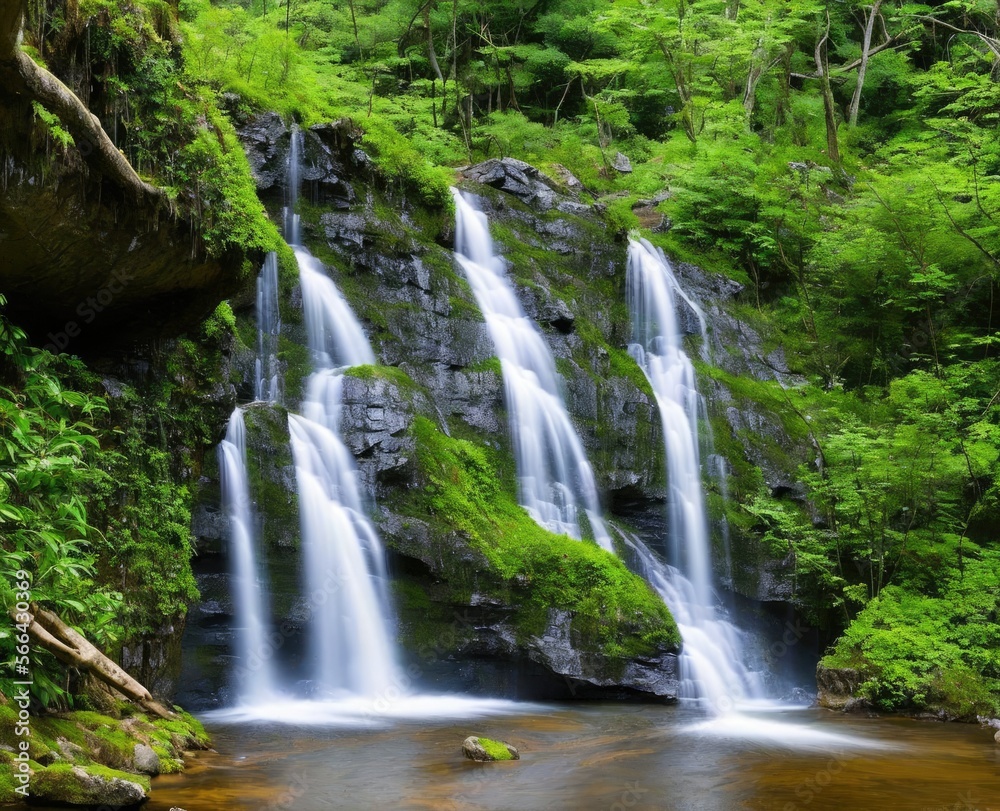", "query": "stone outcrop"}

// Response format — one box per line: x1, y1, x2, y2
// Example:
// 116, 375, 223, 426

816, 663, 868, 711
0, 5, 250, 350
